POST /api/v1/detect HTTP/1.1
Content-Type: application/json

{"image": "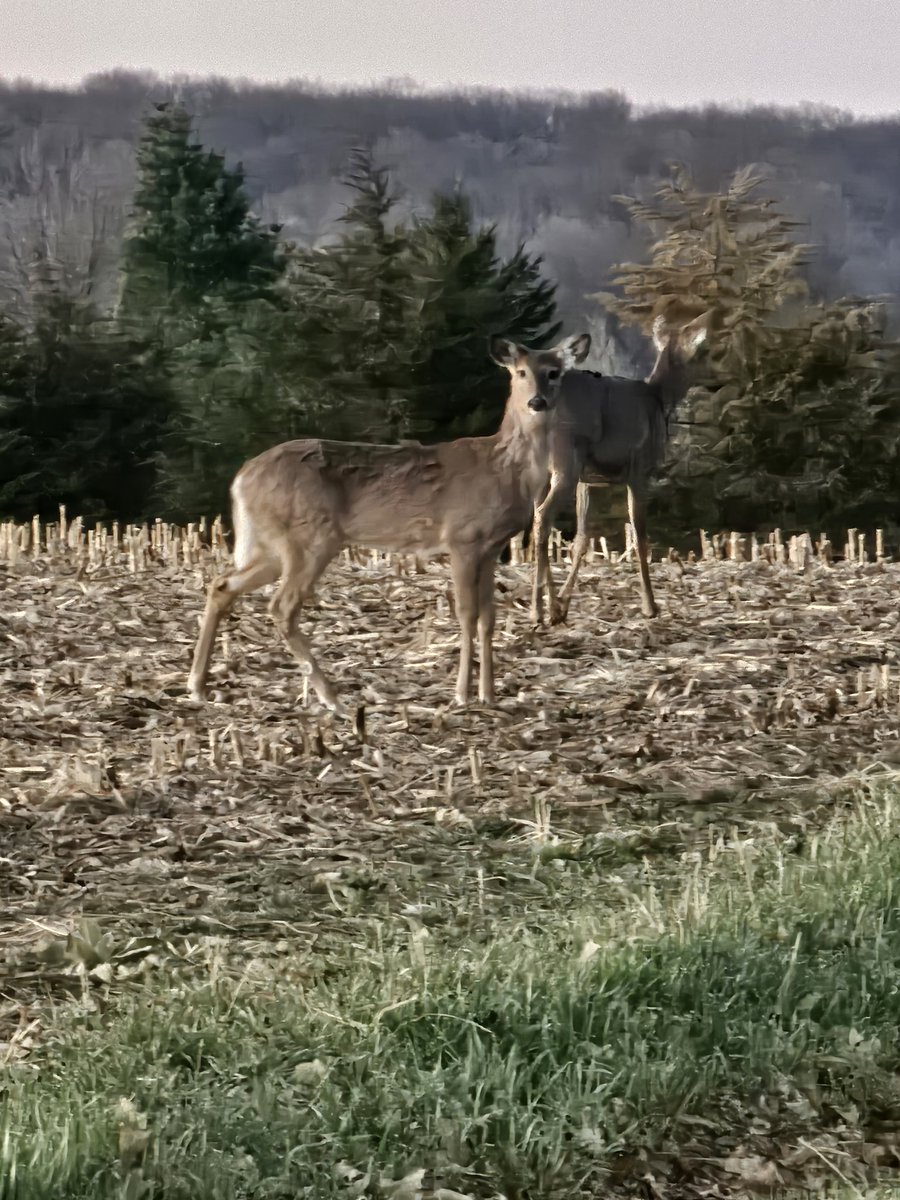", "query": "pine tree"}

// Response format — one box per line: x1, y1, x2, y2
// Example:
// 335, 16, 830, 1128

0, 296, 172, 521
118, 102, 285, 332
153, 297, 314, 518
117, 103, 291, 516
0, 313, 36, 511
278, 156, 558, 445
152, 154, 562, 516
284, 149, 416, 440
597, 165, 900, 539
405, 190, 559, 440
692, 299, 900, 533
